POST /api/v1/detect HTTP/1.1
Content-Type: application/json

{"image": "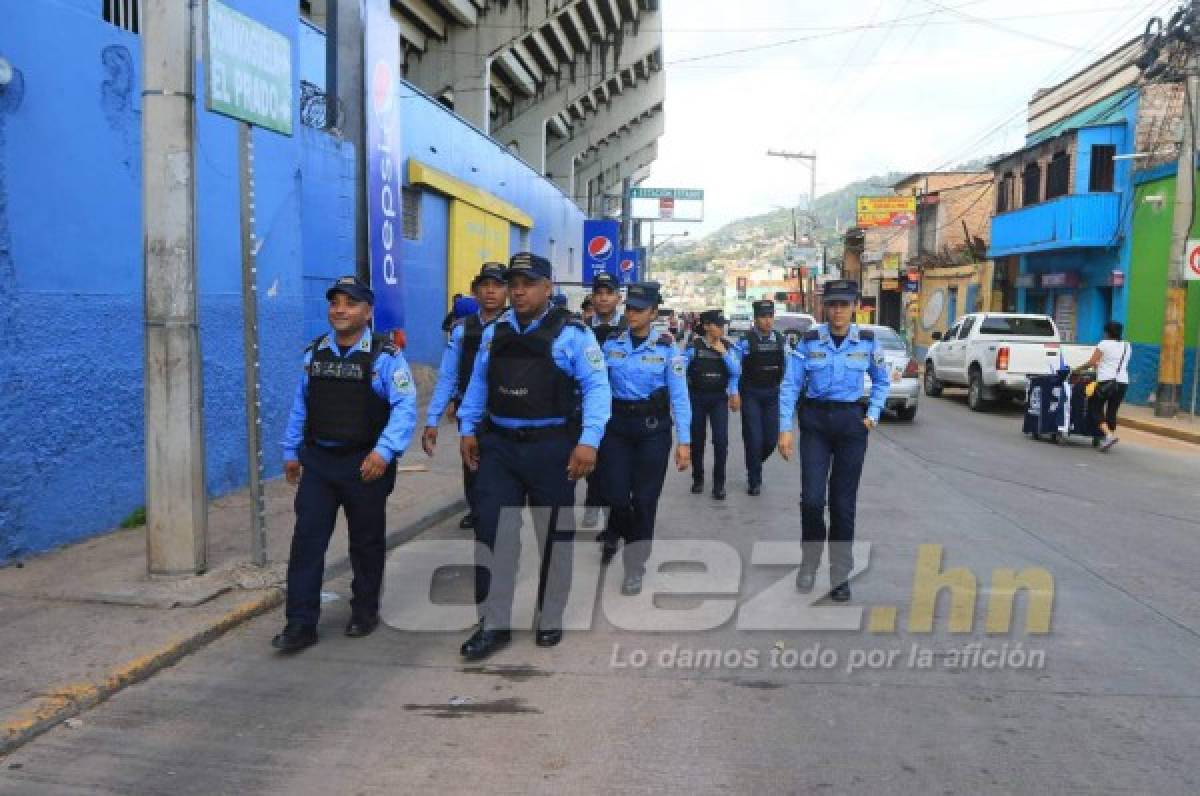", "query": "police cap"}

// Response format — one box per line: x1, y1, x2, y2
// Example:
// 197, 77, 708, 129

752, 299, 775, 317
507, 252, 553, 281
699, 309, 726, 327
326, 275, 374, 305
472, 261, 507, 288
592, 272, 619, 292
822, 280, 860, 303
625, 281, 662, 310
